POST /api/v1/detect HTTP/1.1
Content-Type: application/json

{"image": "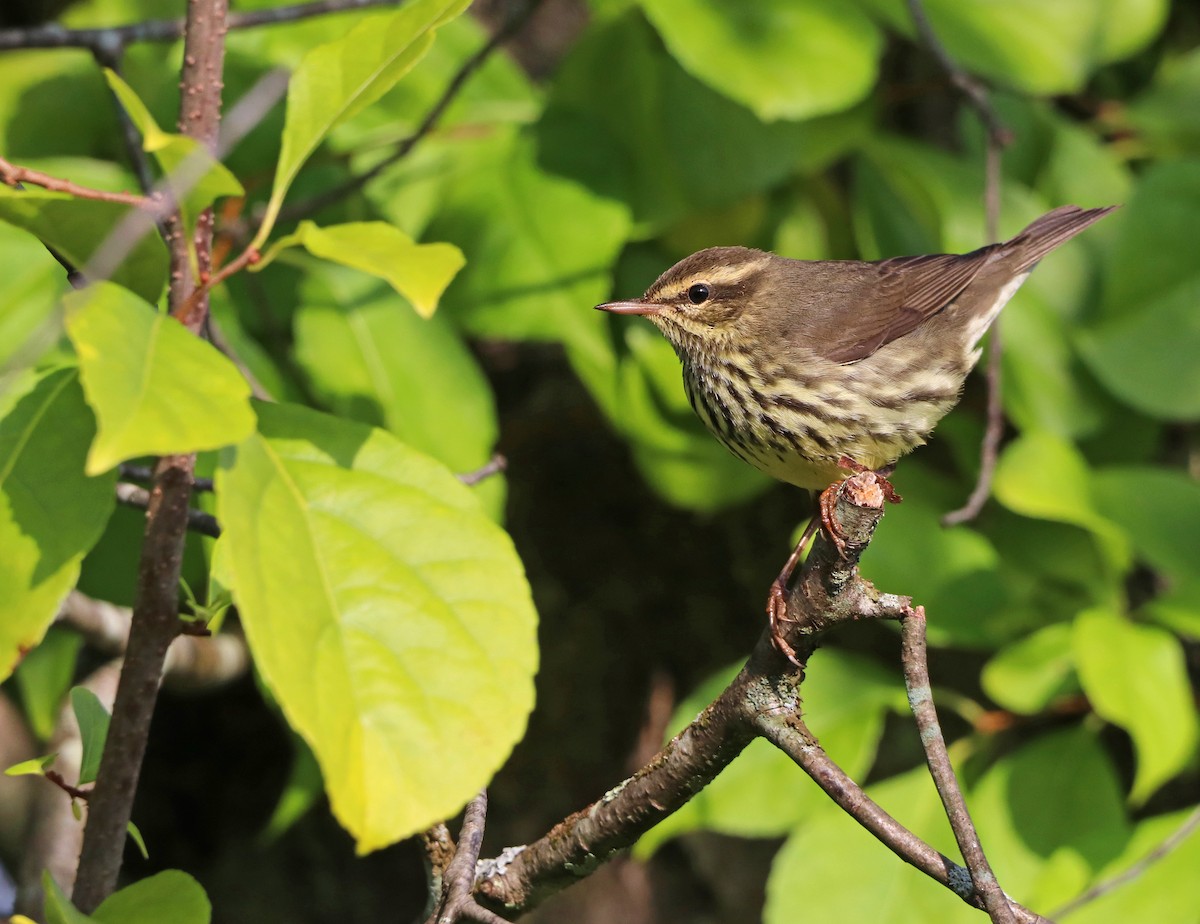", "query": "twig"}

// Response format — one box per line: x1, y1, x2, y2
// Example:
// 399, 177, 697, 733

429, 792, 510, 924
0, 0, 404, 52
419, 823, 457, 923
115, 482, 221, 538
1053, 806, 1200, 918
71, 0, 230, 911
458, 454, 507, 487
277, 0, 543, 224
900, 609, 1016, 924
43, 771, 92, 802
904, 0, 1013, 526
0, 156, 154, 208
120, 463, 213, 492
